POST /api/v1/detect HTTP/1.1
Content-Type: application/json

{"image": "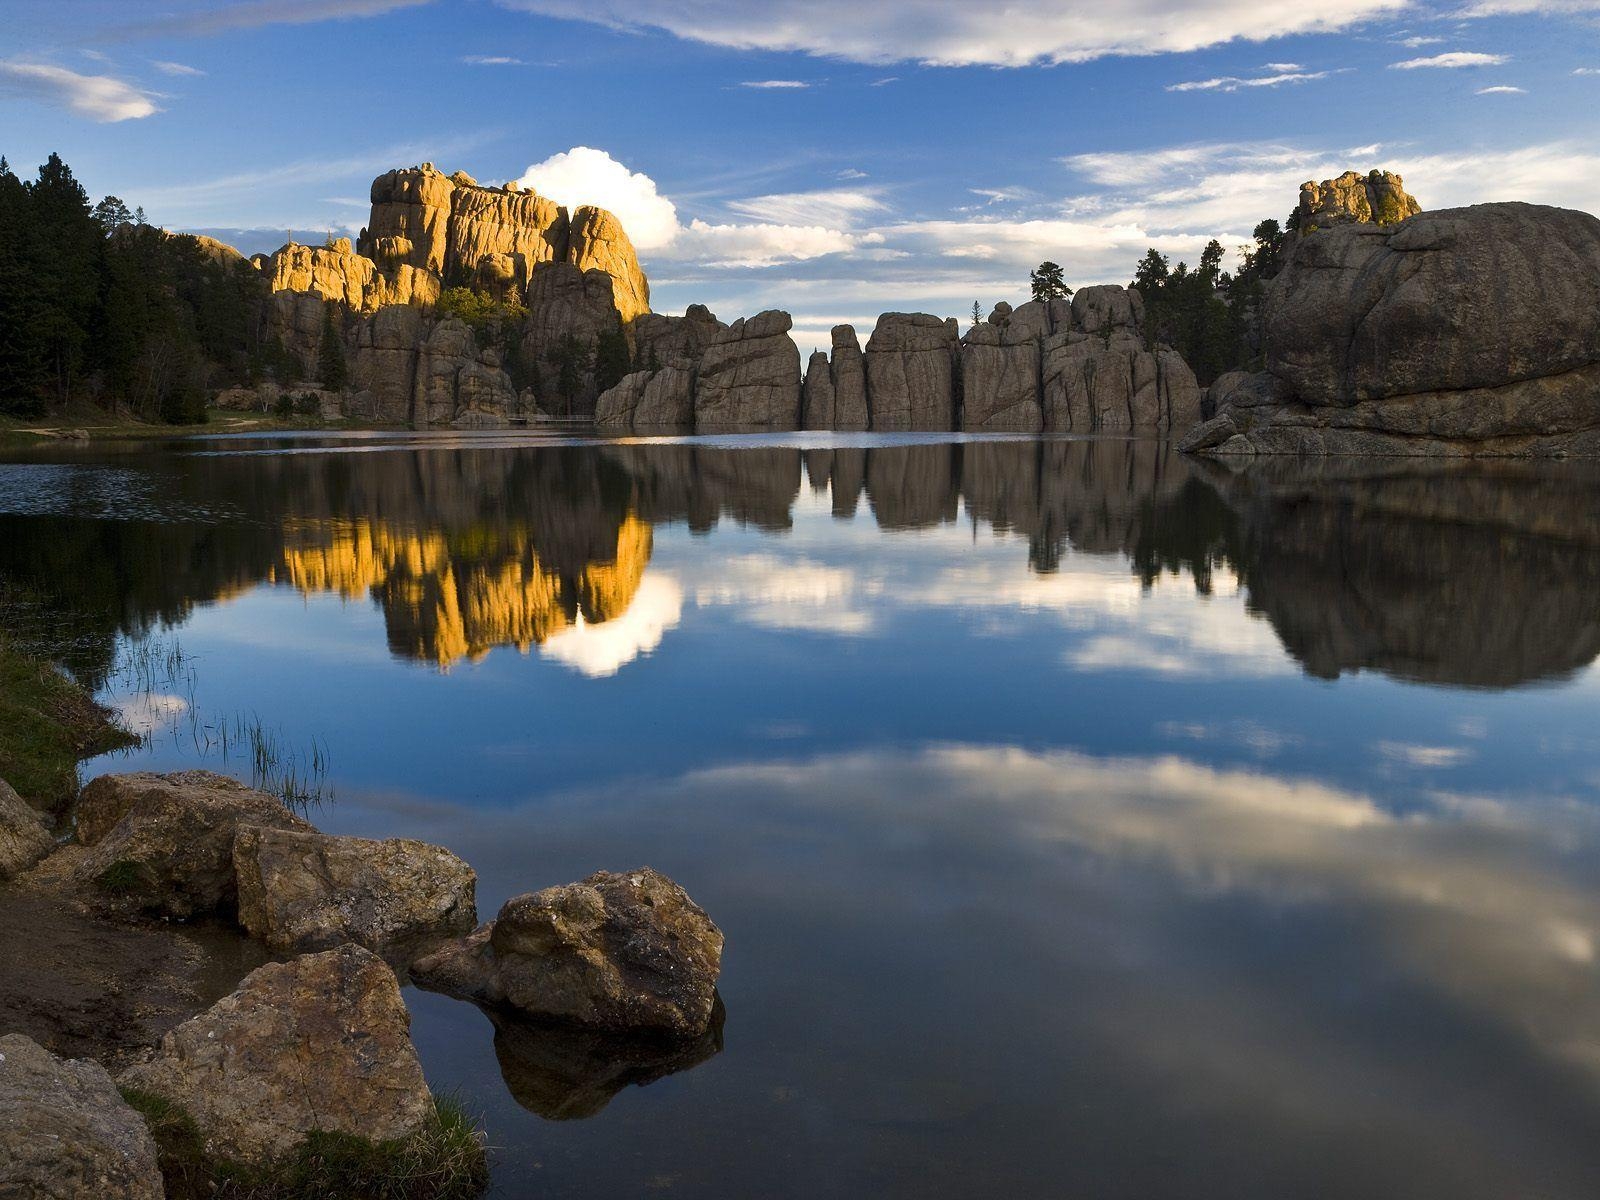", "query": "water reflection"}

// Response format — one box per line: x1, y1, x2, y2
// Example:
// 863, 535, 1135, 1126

1, 439, 1596, 690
